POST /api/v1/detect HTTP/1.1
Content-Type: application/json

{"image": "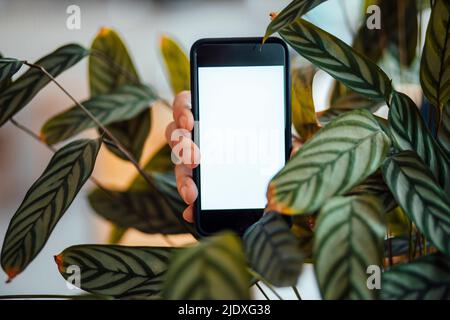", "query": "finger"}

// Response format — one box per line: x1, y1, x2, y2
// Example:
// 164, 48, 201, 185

172, 135, 200, 169
183, 205, 194, 223
165, 121, 177, 148
173, 91, 194, 131
176, 165, 198, 205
